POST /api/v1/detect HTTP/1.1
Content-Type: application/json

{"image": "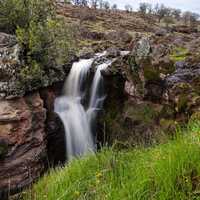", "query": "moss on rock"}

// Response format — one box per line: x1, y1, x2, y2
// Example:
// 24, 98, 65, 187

170, 47, 189, 62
